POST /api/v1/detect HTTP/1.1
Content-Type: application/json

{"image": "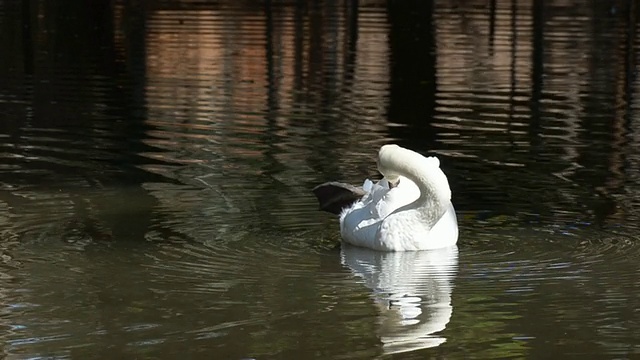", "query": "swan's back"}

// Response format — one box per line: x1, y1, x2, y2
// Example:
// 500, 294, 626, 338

340, 177, 419, 250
